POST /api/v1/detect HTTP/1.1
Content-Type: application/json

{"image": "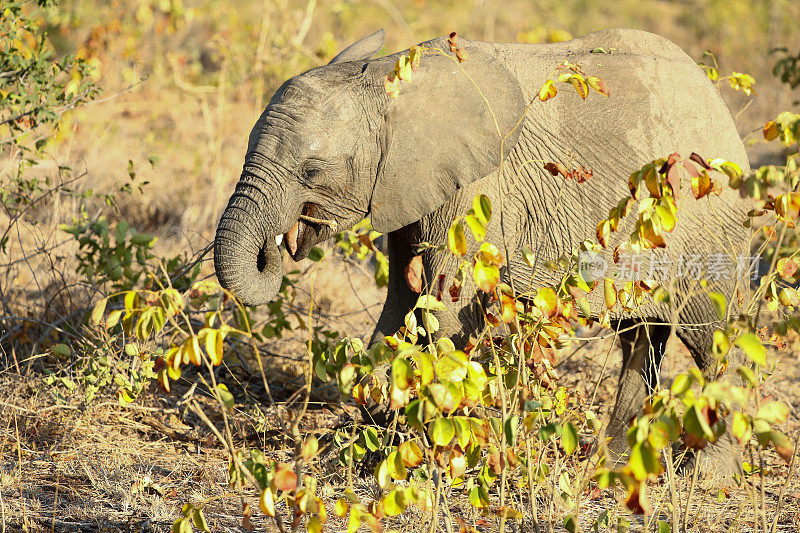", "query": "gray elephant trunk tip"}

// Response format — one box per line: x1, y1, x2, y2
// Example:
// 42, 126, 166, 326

214, 220, 284, 308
